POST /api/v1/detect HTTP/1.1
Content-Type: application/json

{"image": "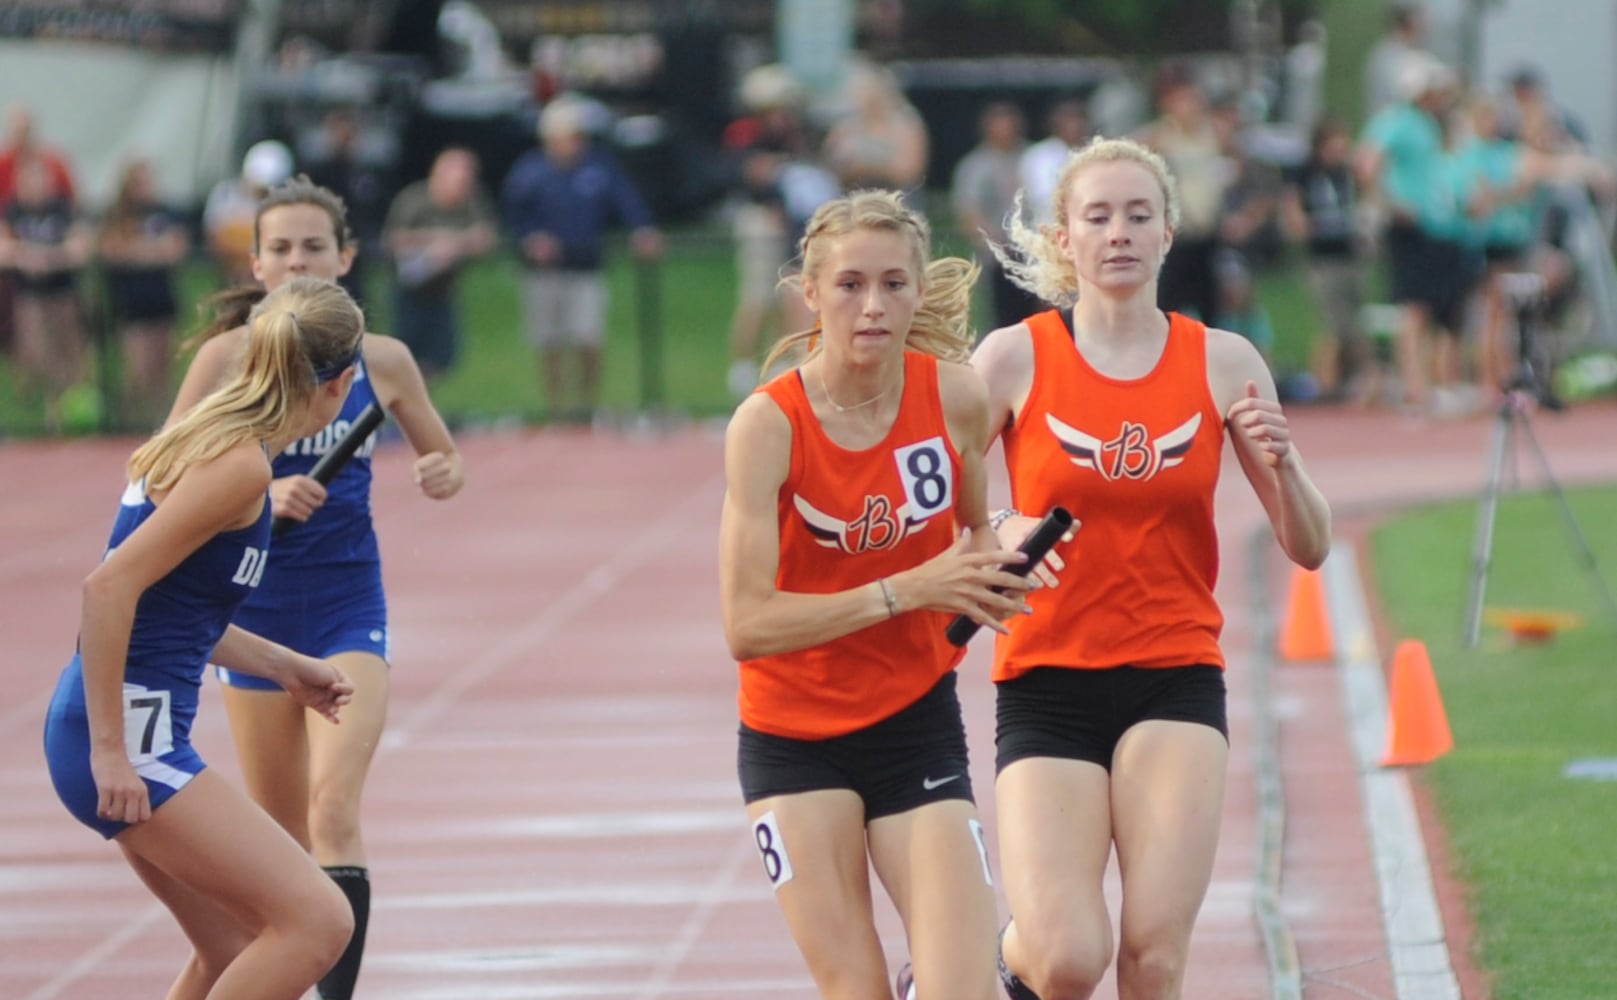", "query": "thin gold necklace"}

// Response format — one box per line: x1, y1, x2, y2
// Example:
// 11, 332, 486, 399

819, 365, 901, 413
